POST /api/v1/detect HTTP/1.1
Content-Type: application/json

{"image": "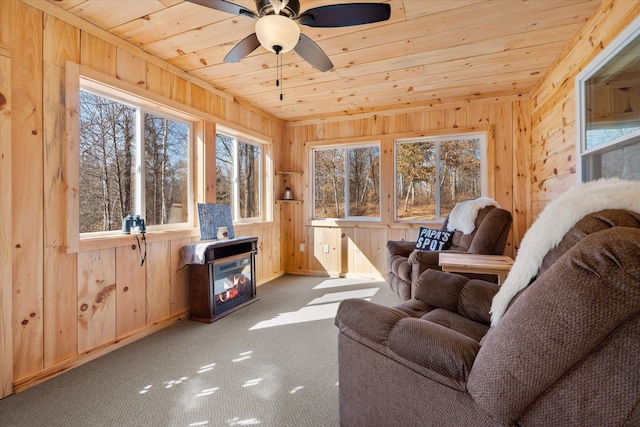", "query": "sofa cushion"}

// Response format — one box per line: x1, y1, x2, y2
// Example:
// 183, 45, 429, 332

422, 309, 490, 342
458, 279, 499, 325
415, 227, 453, 251
413, 269, 469, 312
